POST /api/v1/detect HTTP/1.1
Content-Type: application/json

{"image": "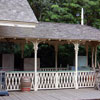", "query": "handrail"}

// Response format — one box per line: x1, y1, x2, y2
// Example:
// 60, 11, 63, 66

6, 70, 94, 73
